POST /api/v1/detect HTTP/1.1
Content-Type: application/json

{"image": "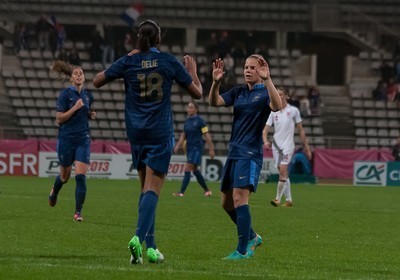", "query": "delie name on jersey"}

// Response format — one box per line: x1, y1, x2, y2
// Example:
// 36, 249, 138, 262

142, 59, 158, 68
